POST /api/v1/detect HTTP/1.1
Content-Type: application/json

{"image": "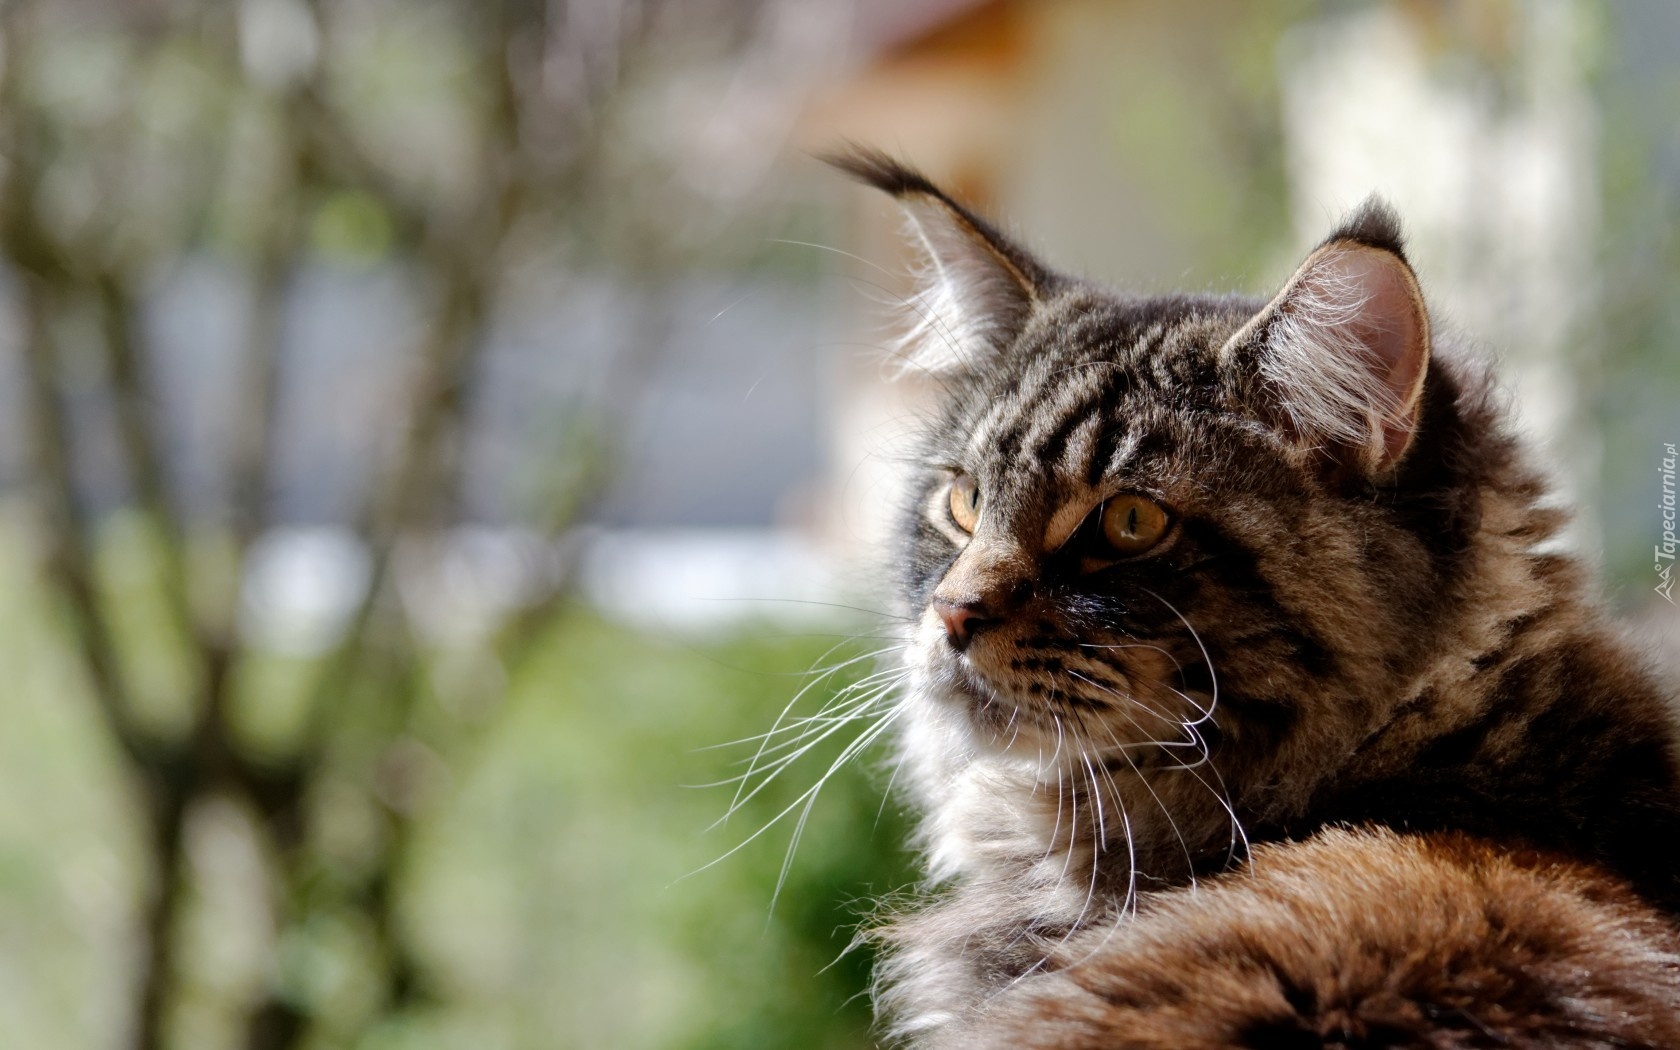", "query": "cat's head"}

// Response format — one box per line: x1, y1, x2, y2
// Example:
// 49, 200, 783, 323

835, 150, 1547, 793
